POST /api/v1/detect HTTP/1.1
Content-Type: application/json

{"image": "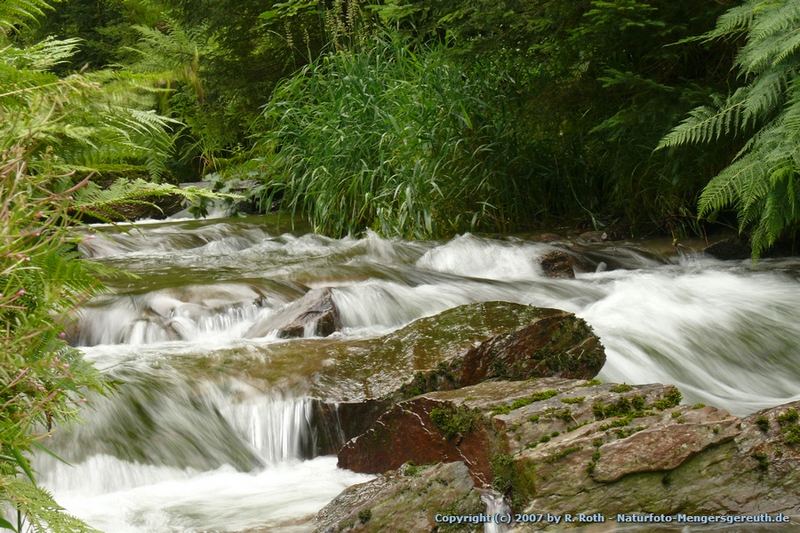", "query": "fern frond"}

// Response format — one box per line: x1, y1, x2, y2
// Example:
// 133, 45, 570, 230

1, 37, 81, 71
740, 66, 788, 127
0, 476, 99, 533
657, 91, 745, 148
697, 152, 763, 216
701, 0, 757, 41
0, 0, 55, 33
